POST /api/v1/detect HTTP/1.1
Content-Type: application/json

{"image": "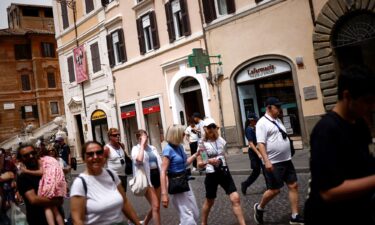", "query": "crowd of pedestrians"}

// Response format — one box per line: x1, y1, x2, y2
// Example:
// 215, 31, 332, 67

1, 65, 374, 225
